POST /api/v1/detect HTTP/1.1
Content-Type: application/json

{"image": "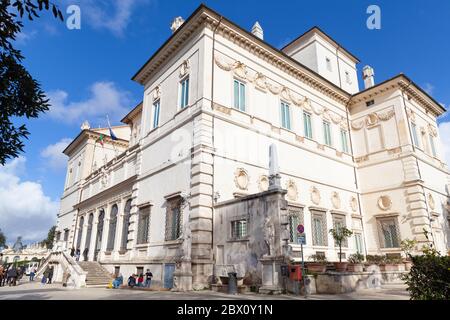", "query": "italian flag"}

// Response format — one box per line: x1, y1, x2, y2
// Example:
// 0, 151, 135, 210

97, 134, 104, 146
